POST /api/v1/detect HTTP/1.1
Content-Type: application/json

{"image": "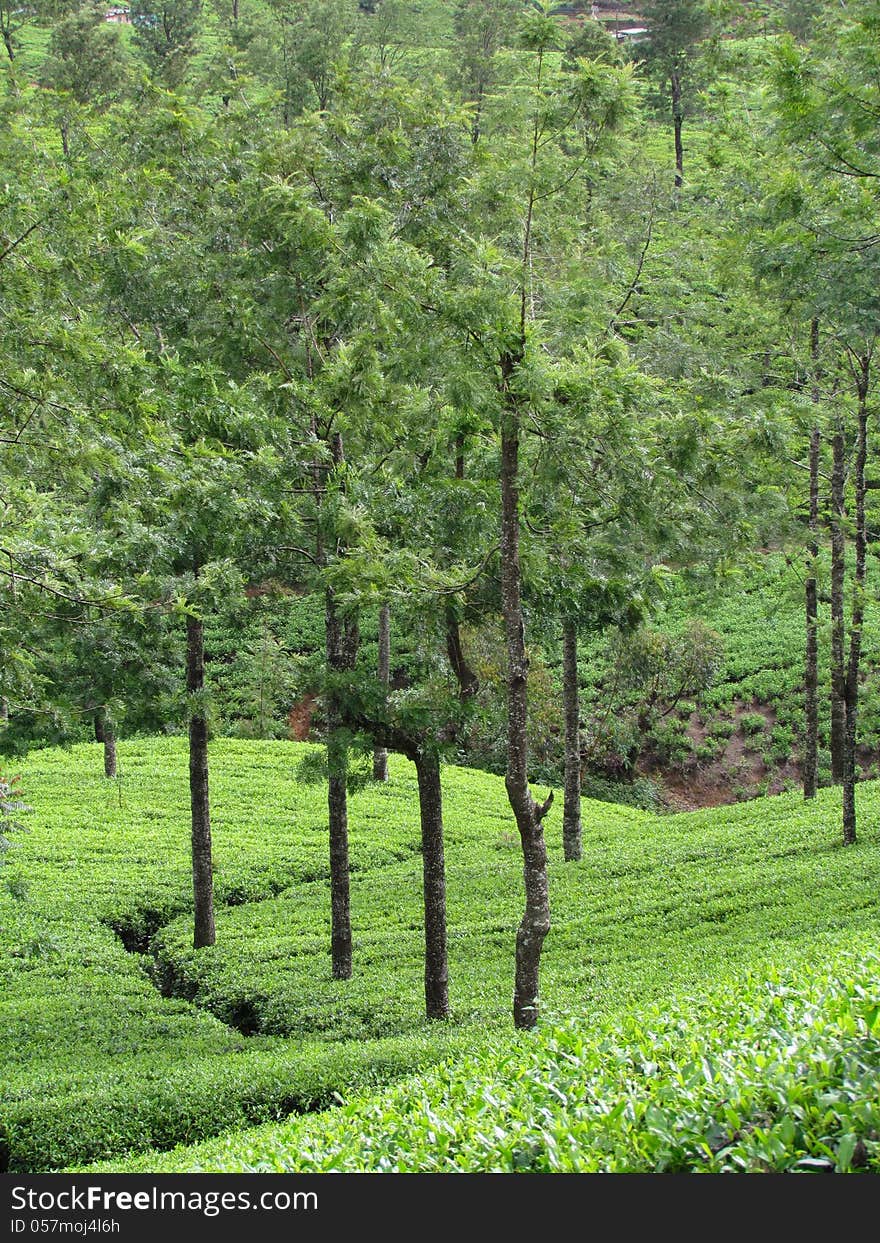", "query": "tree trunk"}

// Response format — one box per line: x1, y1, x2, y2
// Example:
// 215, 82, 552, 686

2, 28, 14, 63
471, 84, 484, 147
445, 607, 479, 700
373, 602, 390, 782
499, 391, 553, 1031
324, 430, 358, 980
830, 426, 846, 784
187, 613, 215, 950
103, 721, 117, 779
804, 426, 820, 799
325, 588, 352, 980
562, 618, 582, 862
804, 318, 821, 800
95, 707, 117, 777
414, 750, 449, 1019
842, 361, 870, 845
0, 697, 7, 724
671, 70, 684, 190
